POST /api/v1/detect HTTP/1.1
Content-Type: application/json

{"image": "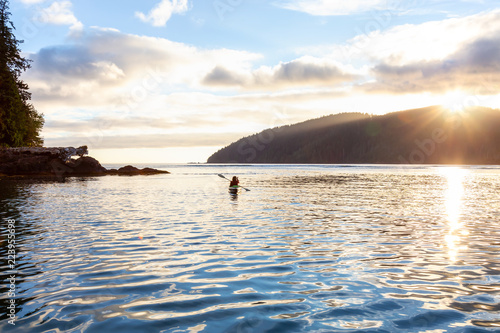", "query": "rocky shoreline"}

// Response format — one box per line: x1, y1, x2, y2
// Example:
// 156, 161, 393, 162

0, 146, 170, 179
